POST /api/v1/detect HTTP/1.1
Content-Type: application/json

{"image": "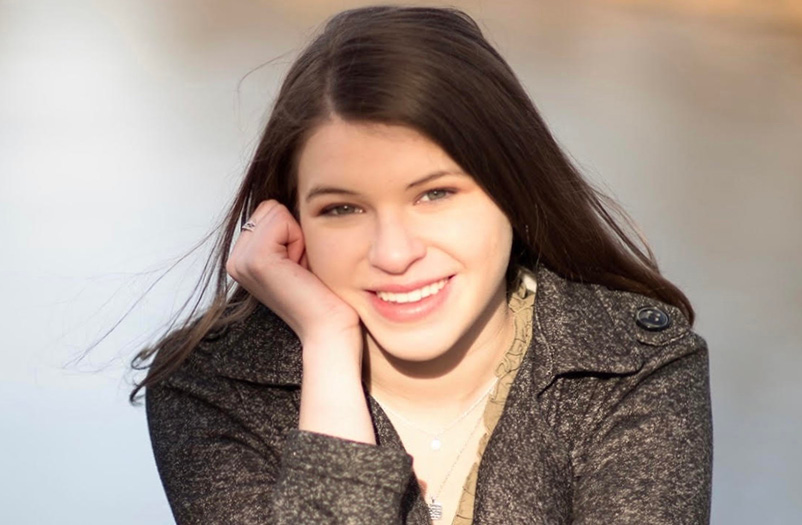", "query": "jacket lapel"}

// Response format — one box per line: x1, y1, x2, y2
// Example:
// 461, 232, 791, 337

472, 265, 646, 523
472, 333, 574, 523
